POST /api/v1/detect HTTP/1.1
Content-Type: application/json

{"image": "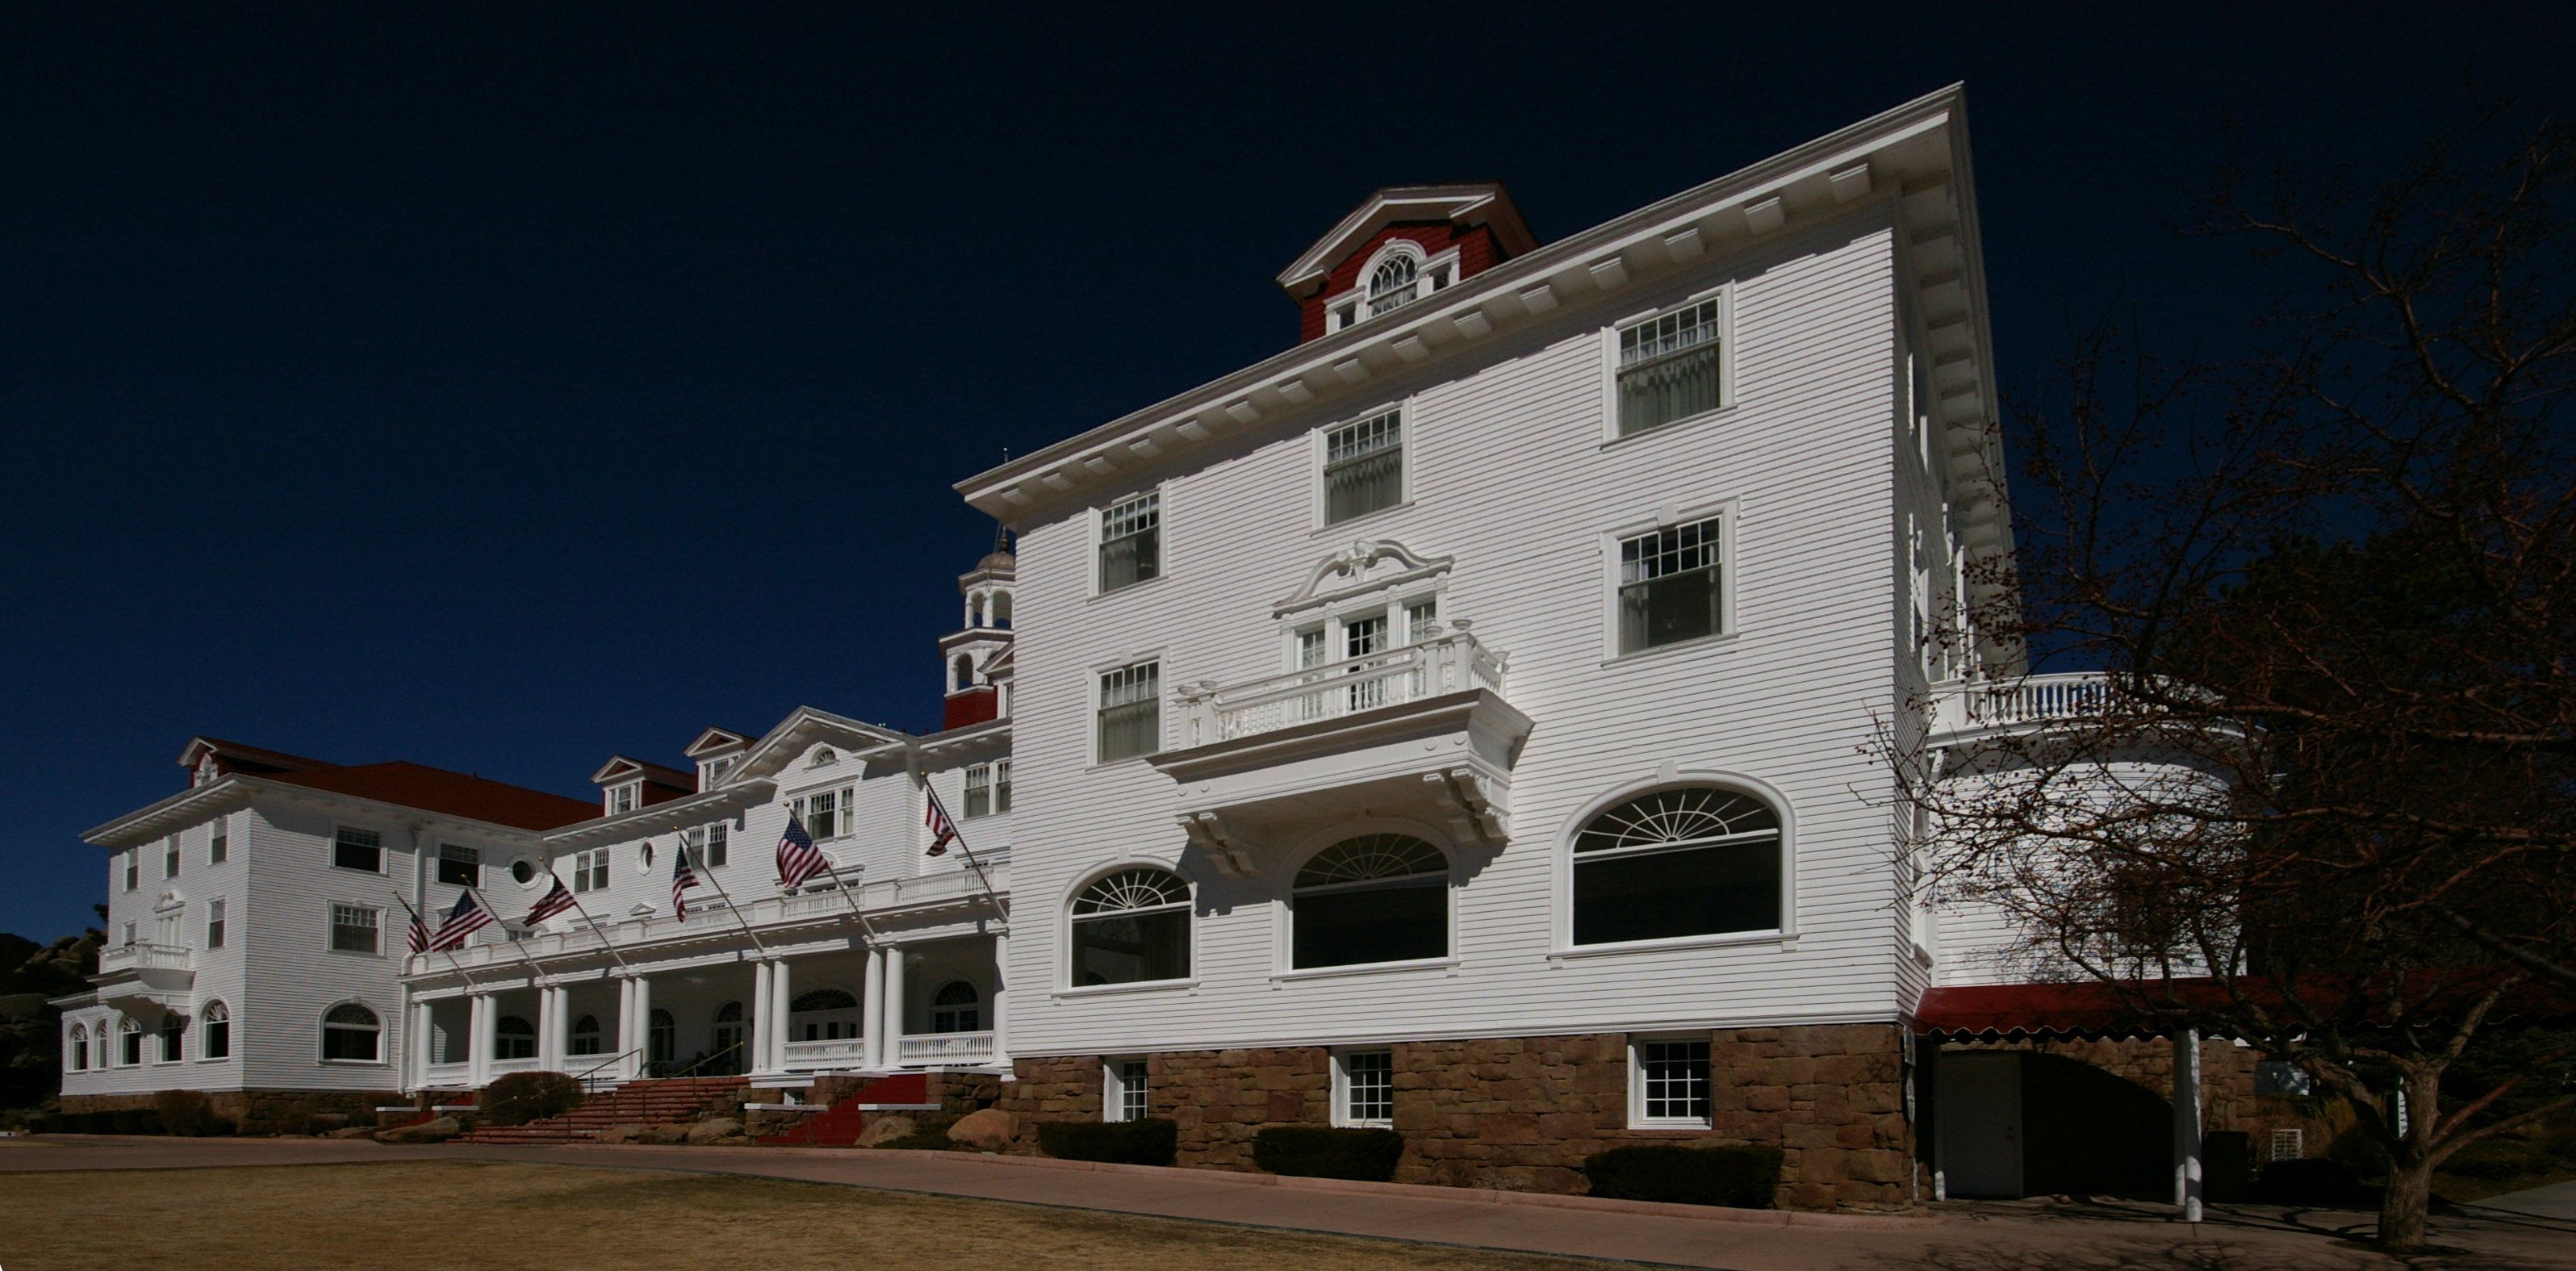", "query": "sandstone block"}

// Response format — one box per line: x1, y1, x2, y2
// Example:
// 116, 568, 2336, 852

684, 1118, 744, 1145
374, 1115, 461, 1144
947, 1108, 1014, 1151
856, 1114, 918, 1147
